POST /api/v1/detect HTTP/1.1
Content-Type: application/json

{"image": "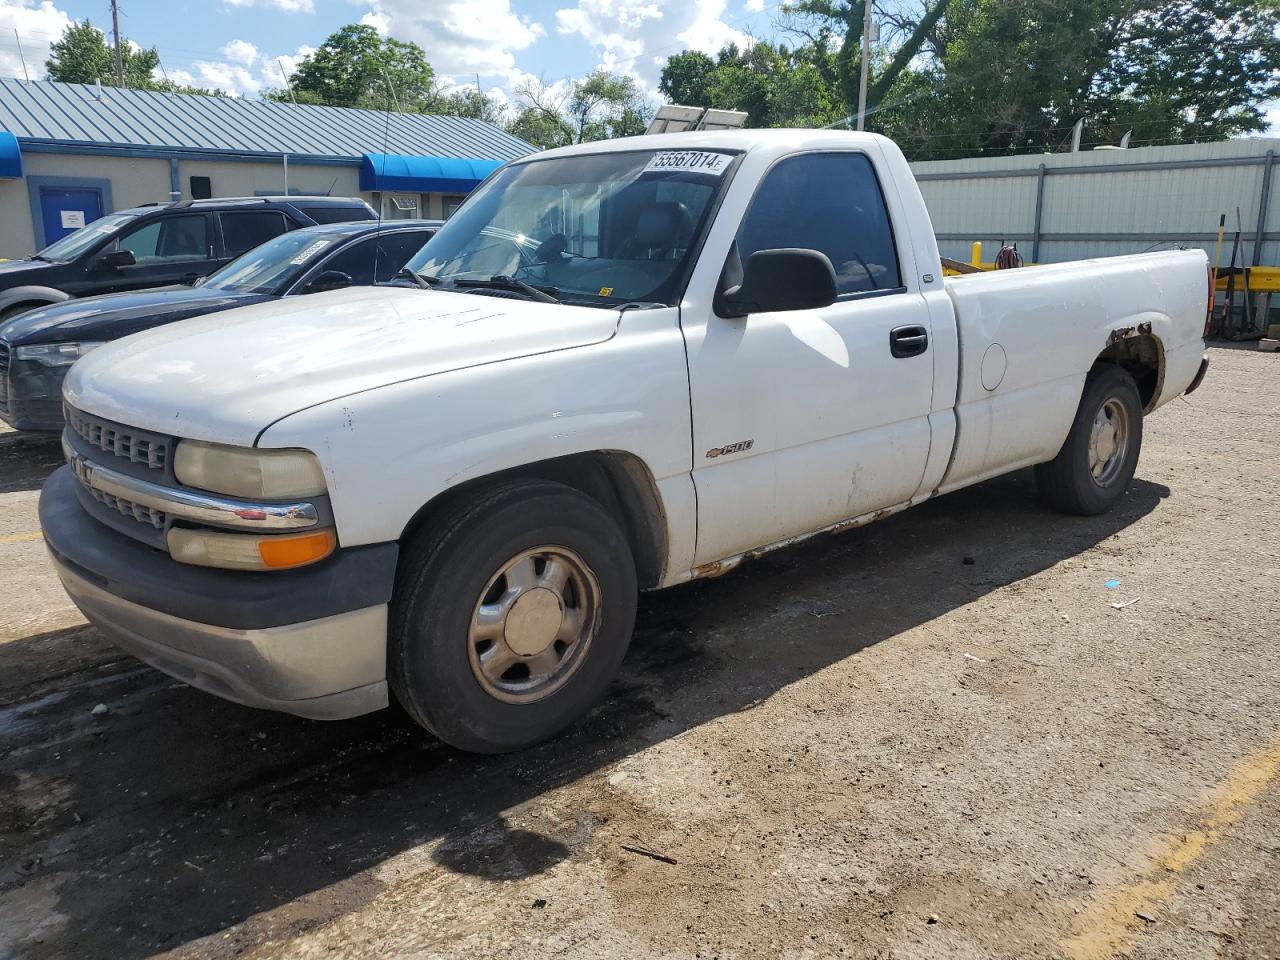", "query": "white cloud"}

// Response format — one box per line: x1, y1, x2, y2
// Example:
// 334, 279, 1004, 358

555, 0, 751, 92
746, 0, 764, 11
221, 39, 259, 66
224, 0, 316, 13
359, 0, 544, 81
168, 43, 313, 97
0, 0, 72, 80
